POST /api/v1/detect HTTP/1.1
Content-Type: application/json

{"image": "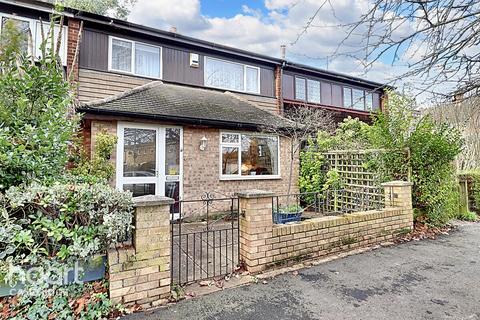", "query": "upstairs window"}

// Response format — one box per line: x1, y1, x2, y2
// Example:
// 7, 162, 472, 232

0, 14, 67, 65
1, 16, 30, 54
343, 87, 352, 108
352, 88, 365, 110
307, 79, 320, 103
205, 57, 260, 94
109, 36, 161, 79
295, 77, 306, 101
